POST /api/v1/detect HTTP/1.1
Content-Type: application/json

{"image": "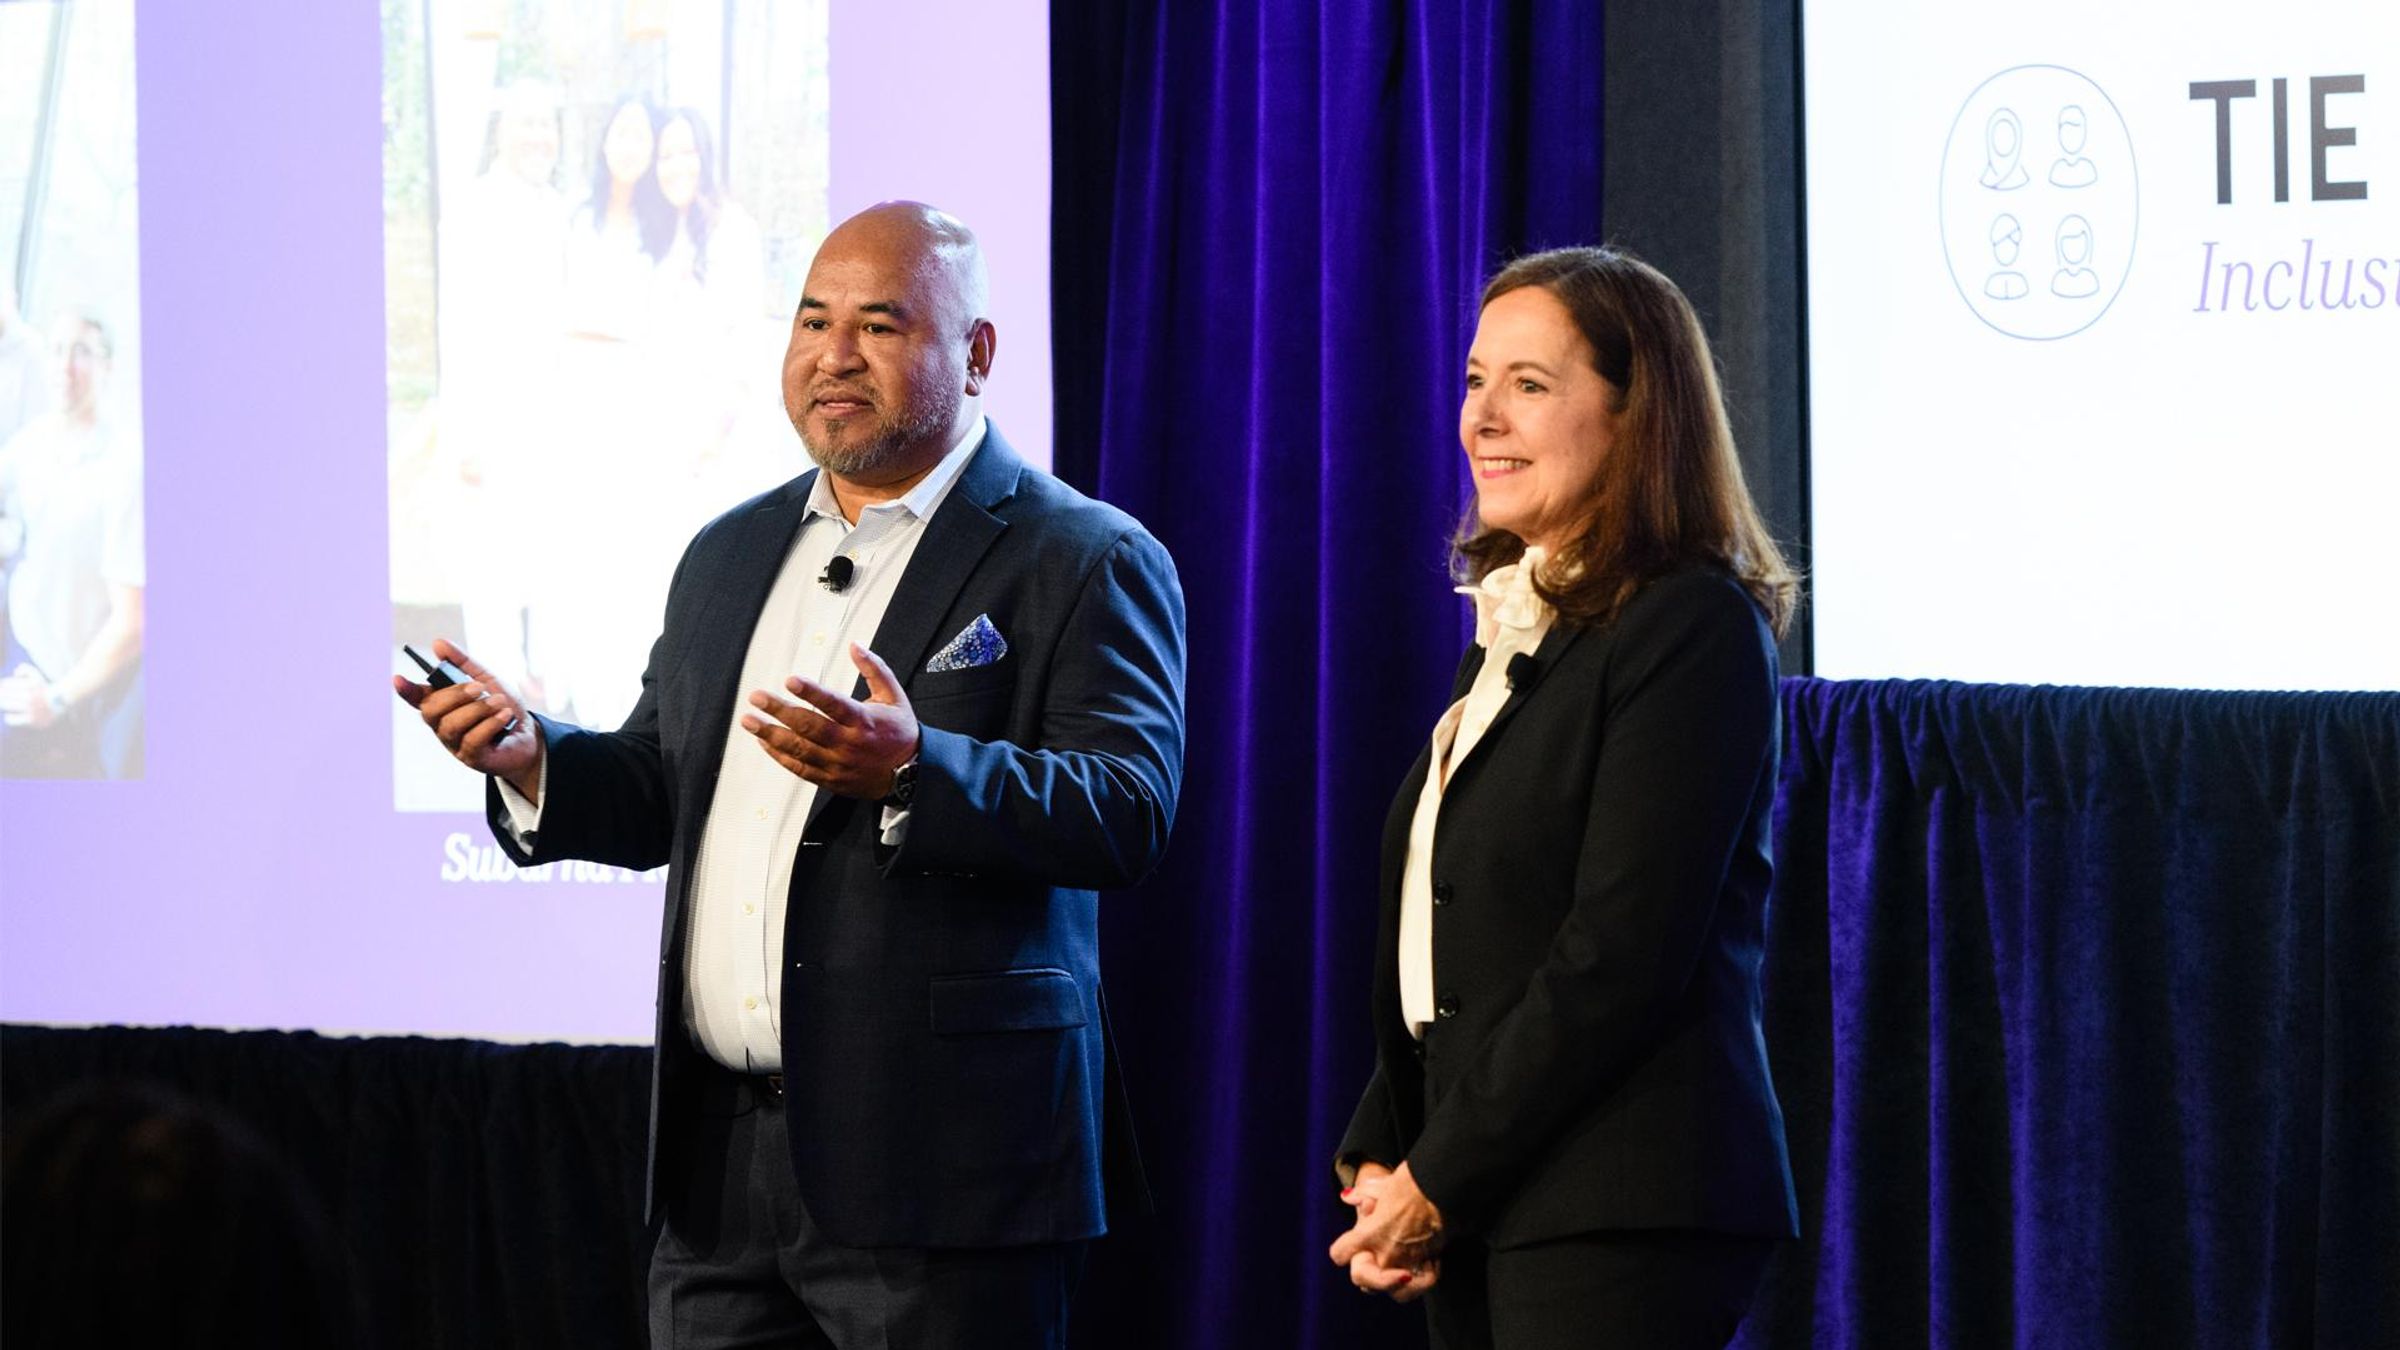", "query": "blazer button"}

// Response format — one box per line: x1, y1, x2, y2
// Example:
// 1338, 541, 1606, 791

1431, 881, 1454, 907
1435, 994, 1459, 1019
